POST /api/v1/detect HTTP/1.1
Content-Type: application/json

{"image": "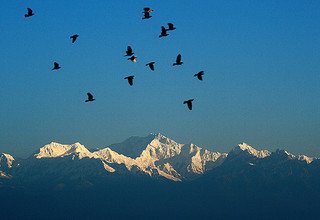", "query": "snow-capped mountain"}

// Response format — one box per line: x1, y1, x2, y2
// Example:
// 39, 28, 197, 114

35, 142, 94, 159
0, 133, 319, 187
0, 153, 15, 178
230, 142, 271, 158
